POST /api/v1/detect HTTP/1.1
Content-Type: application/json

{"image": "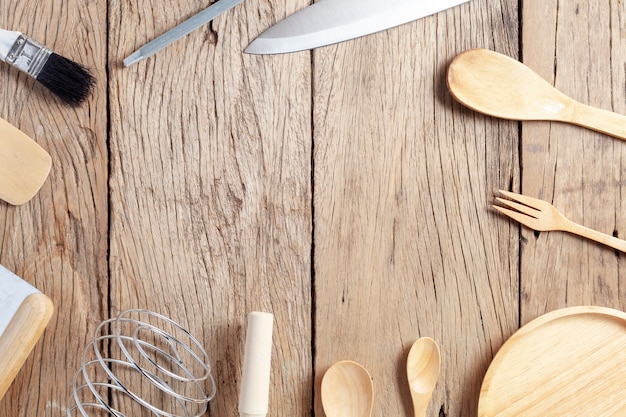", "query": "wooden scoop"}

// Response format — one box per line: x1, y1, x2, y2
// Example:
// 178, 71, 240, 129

0, 117, 51, 205
407, 337, 440, 417
321, 360, 373, 417
446, 48, 626, 140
